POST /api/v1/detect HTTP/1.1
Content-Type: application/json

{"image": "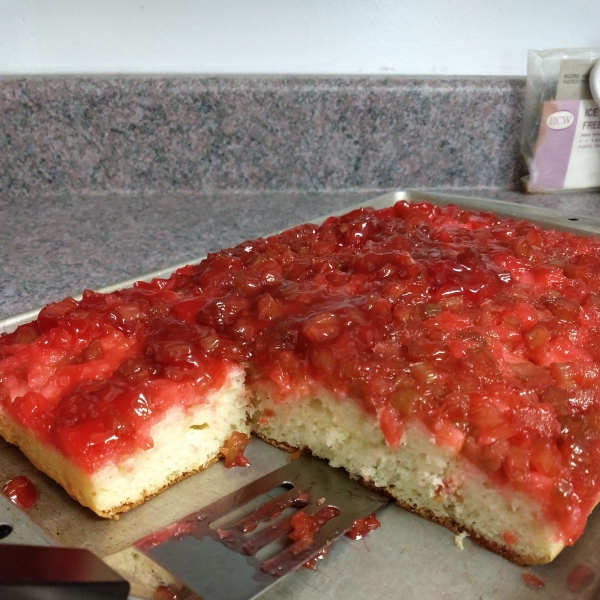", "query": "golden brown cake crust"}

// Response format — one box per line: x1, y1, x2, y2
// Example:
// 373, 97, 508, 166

100, 455, 222, 519
254, 431, 300, 453
393, 494, 539, 566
